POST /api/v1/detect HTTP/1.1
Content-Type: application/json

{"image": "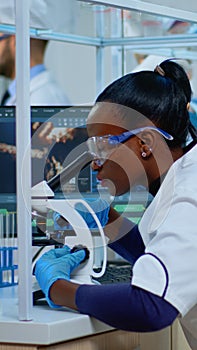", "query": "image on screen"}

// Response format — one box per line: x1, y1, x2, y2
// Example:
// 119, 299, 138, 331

0, 106, 99, 212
